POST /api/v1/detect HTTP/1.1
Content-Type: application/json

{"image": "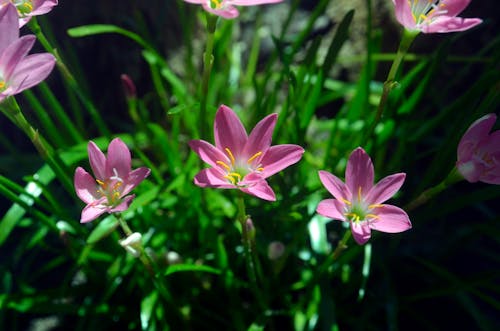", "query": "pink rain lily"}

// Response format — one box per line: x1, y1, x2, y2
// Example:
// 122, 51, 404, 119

0, 3, 55, 103
74, 138, 151, 223
316, 147, 412, 245
183, 0, 283, 19
392, 0, 482, 33
0, 0, 58, 27
189, 105, 304, 201
456, 113, 500, 185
